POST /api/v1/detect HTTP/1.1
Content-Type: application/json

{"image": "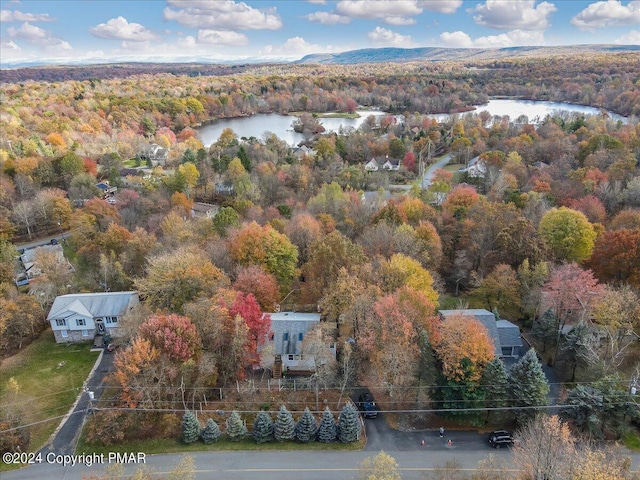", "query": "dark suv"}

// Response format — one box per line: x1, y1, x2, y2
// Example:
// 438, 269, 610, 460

488, 430, 514, 448
358, 392, 378, 418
